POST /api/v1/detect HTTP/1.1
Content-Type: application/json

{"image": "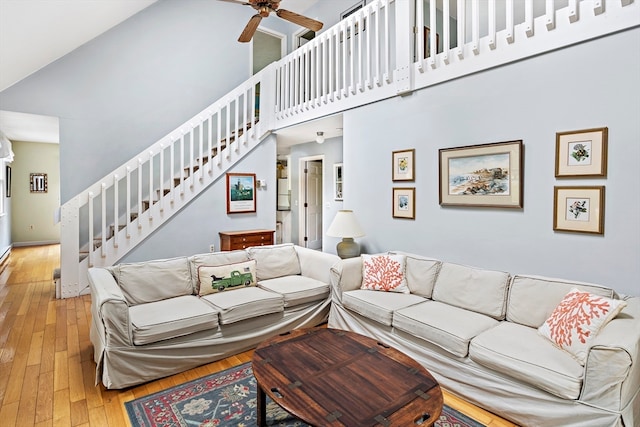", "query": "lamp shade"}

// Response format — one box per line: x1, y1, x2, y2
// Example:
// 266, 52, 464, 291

327, 210, 365, 238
